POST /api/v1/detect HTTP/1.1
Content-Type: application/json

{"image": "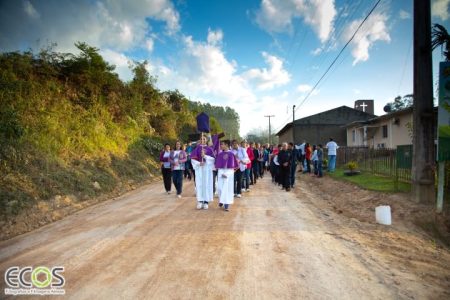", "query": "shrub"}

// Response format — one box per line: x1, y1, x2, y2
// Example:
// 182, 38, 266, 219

346, 161, 359, 171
